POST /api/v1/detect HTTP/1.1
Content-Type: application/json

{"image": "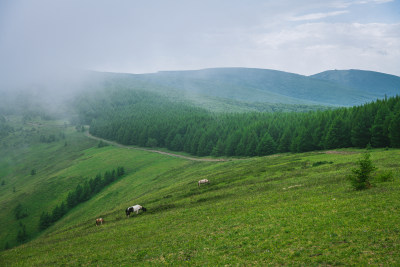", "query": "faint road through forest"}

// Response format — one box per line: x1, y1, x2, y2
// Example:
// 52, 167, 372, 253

85, 130, 228, 162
